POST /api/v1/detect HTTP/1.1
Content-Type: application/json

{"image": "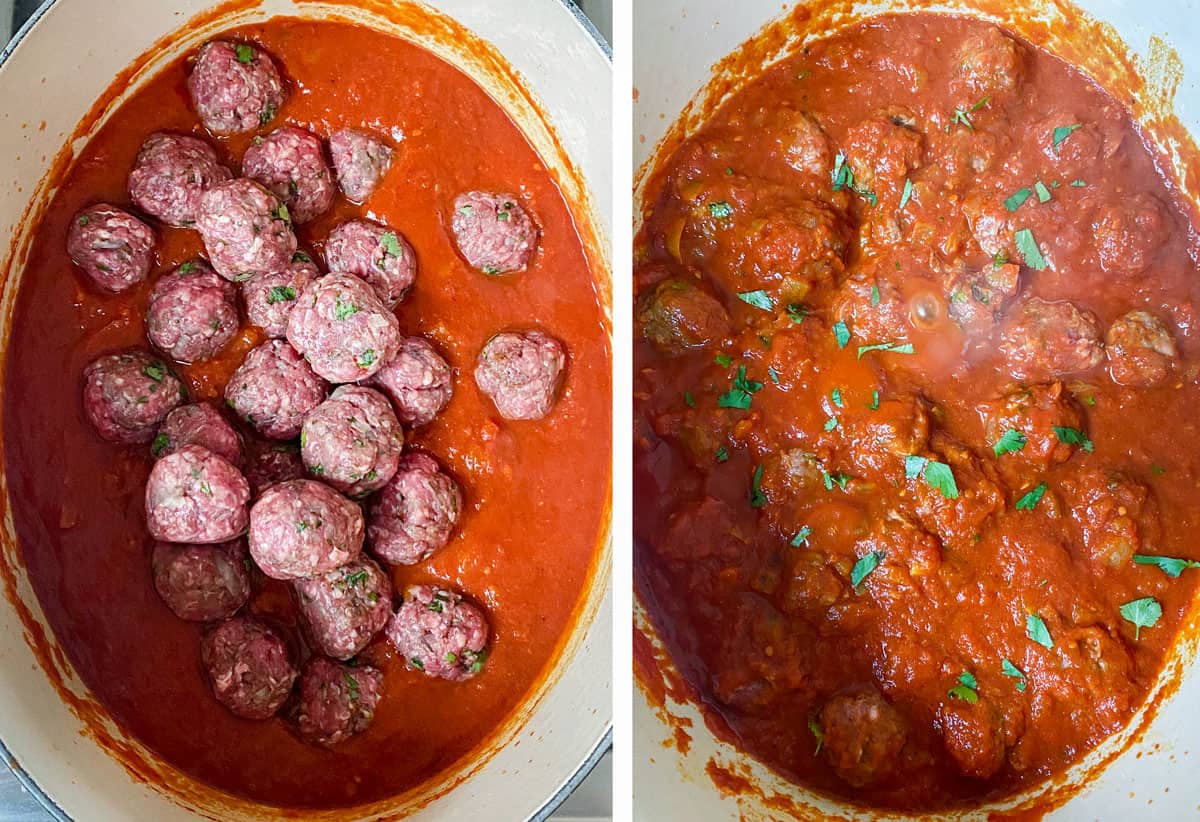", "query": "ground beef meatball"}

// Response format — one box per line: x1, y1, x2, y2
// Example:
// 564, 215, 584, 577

152, 402, 243, 465
386, 585, 489, 681
1105, 310, 1177, 387
637, 276, 730, 354
329, 129, 393, 203
145, 260, 239, 363
301, 386, 402, 498
188, 40, 285, 135
819, 688, 908, 788
152, 539, 250, 622
367, 452, 462, 565
201, 616, 297, 719
127, 132, 232, 227
977, 383, 1084, 476
67, 204, 155, 293
475, 330, 566, 420
83, 350, 184, 444
290, 657, 383, 746
1092, 193, 1170, 277
145, 445, 250, 543
938, 701, 1008, 780
322, 220, 416, 307
367, 337, 453, 427
1063, 469, 1157, 568
225, 339, 328, 440
242, 253, 320, 338
242, 126, 334, 223
244, 440, 305, 496
285, 273, 401, 383
999, 298, 1104, 381
293, 557, 392, 659
248, 479, 363, 580
451, 191, 539, 274
196, 178, 297, 282
952, 26, 1024, 104
844, 113, 924, 190
733, 105, 832, 178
